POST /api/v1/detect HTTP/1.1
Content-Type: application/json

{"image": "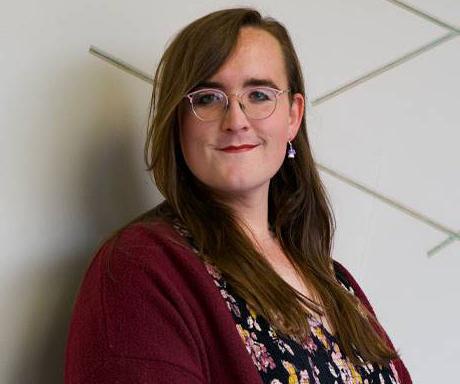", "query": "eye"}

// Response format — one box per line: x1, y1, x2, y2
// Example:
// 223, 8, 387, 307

193, 91, 223, 106
247, 89, 274, 103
